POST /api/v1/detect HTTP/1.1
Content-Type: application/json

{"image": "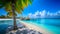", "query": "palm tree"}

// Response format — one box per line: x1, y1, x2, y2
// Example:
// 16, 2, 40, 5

0, 0, 33, 30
